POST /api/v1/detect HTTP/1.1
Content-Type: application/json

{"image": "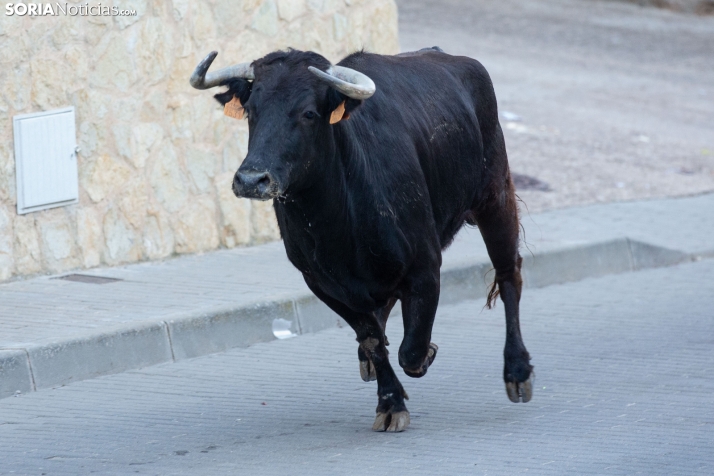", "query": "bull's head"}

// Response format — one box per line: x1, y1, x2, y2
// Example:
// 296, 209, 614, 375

190, 50, 376, 201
